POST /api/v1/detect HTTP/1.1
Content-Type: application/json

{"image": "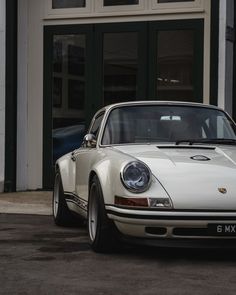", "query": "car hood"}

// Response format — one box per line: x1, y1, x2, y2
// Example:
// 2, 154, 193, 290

113, 144, 236, 210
